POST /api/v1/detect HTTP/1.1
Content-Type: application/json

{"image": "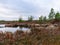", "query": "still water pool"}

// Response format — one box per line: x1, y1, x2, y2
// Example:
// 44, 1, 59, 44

0, 24, 30, 33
